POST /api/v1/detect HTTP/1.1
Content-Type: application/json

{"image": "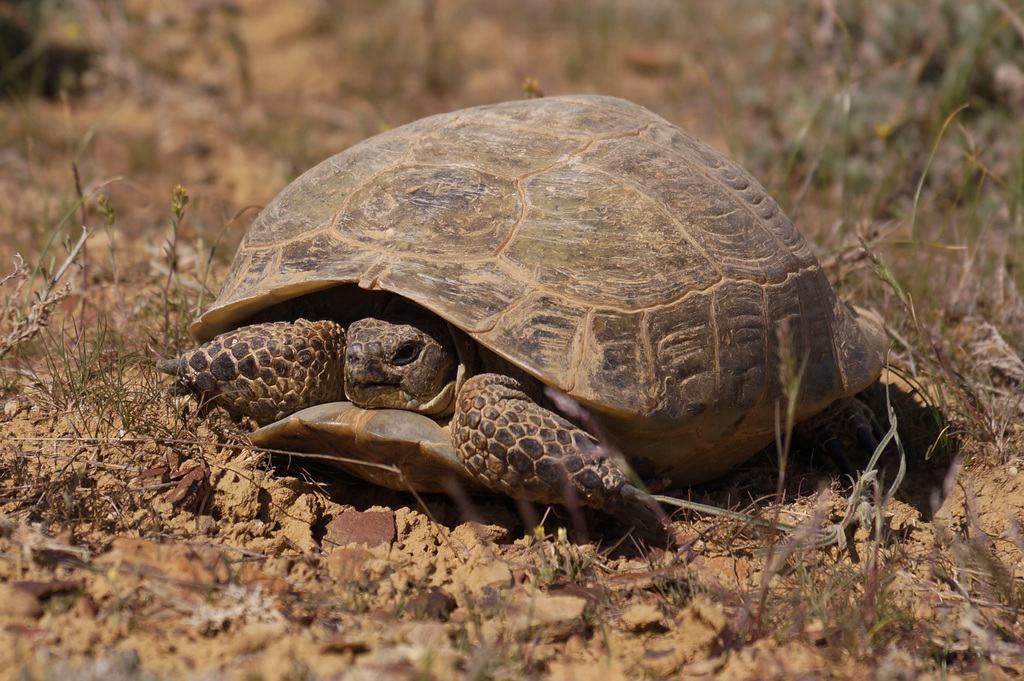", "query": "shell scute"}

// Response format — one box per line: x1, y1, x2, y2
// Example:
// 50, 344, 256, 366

410, 120, 585, 177
572, 309, 651, 415
512, 162, 716, 309
478, 292, 589, 390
